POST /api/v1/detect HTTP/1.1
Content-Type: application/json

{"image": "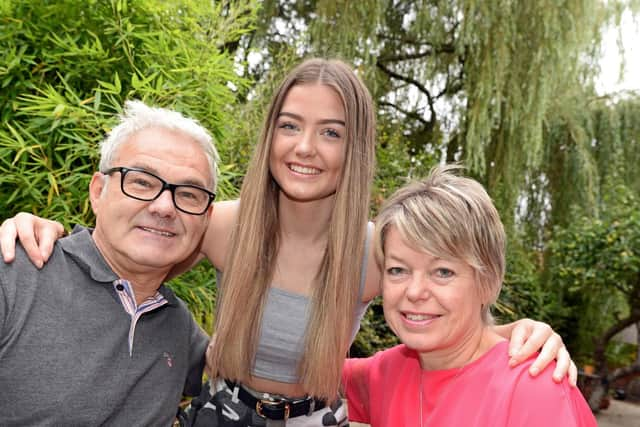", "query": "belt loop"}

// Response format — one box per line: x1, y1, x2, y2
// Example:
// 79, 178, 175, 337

307, 399, 315, 416
231, 383, 240, 404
